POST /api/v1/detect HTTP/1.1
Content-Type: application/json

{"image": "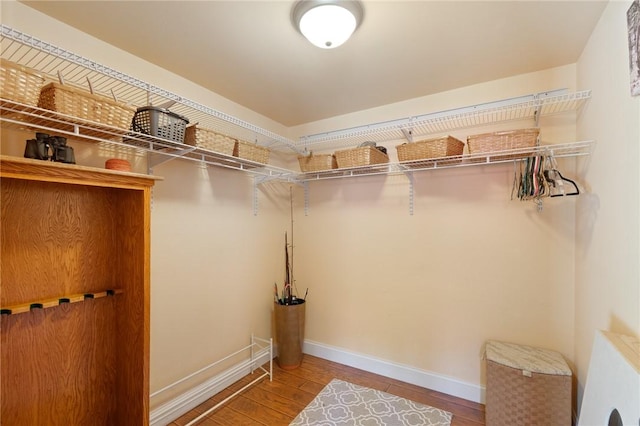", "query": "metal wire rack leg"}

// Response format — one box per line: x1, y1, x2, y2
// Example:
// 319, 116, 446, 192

149, 335, 272, 426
